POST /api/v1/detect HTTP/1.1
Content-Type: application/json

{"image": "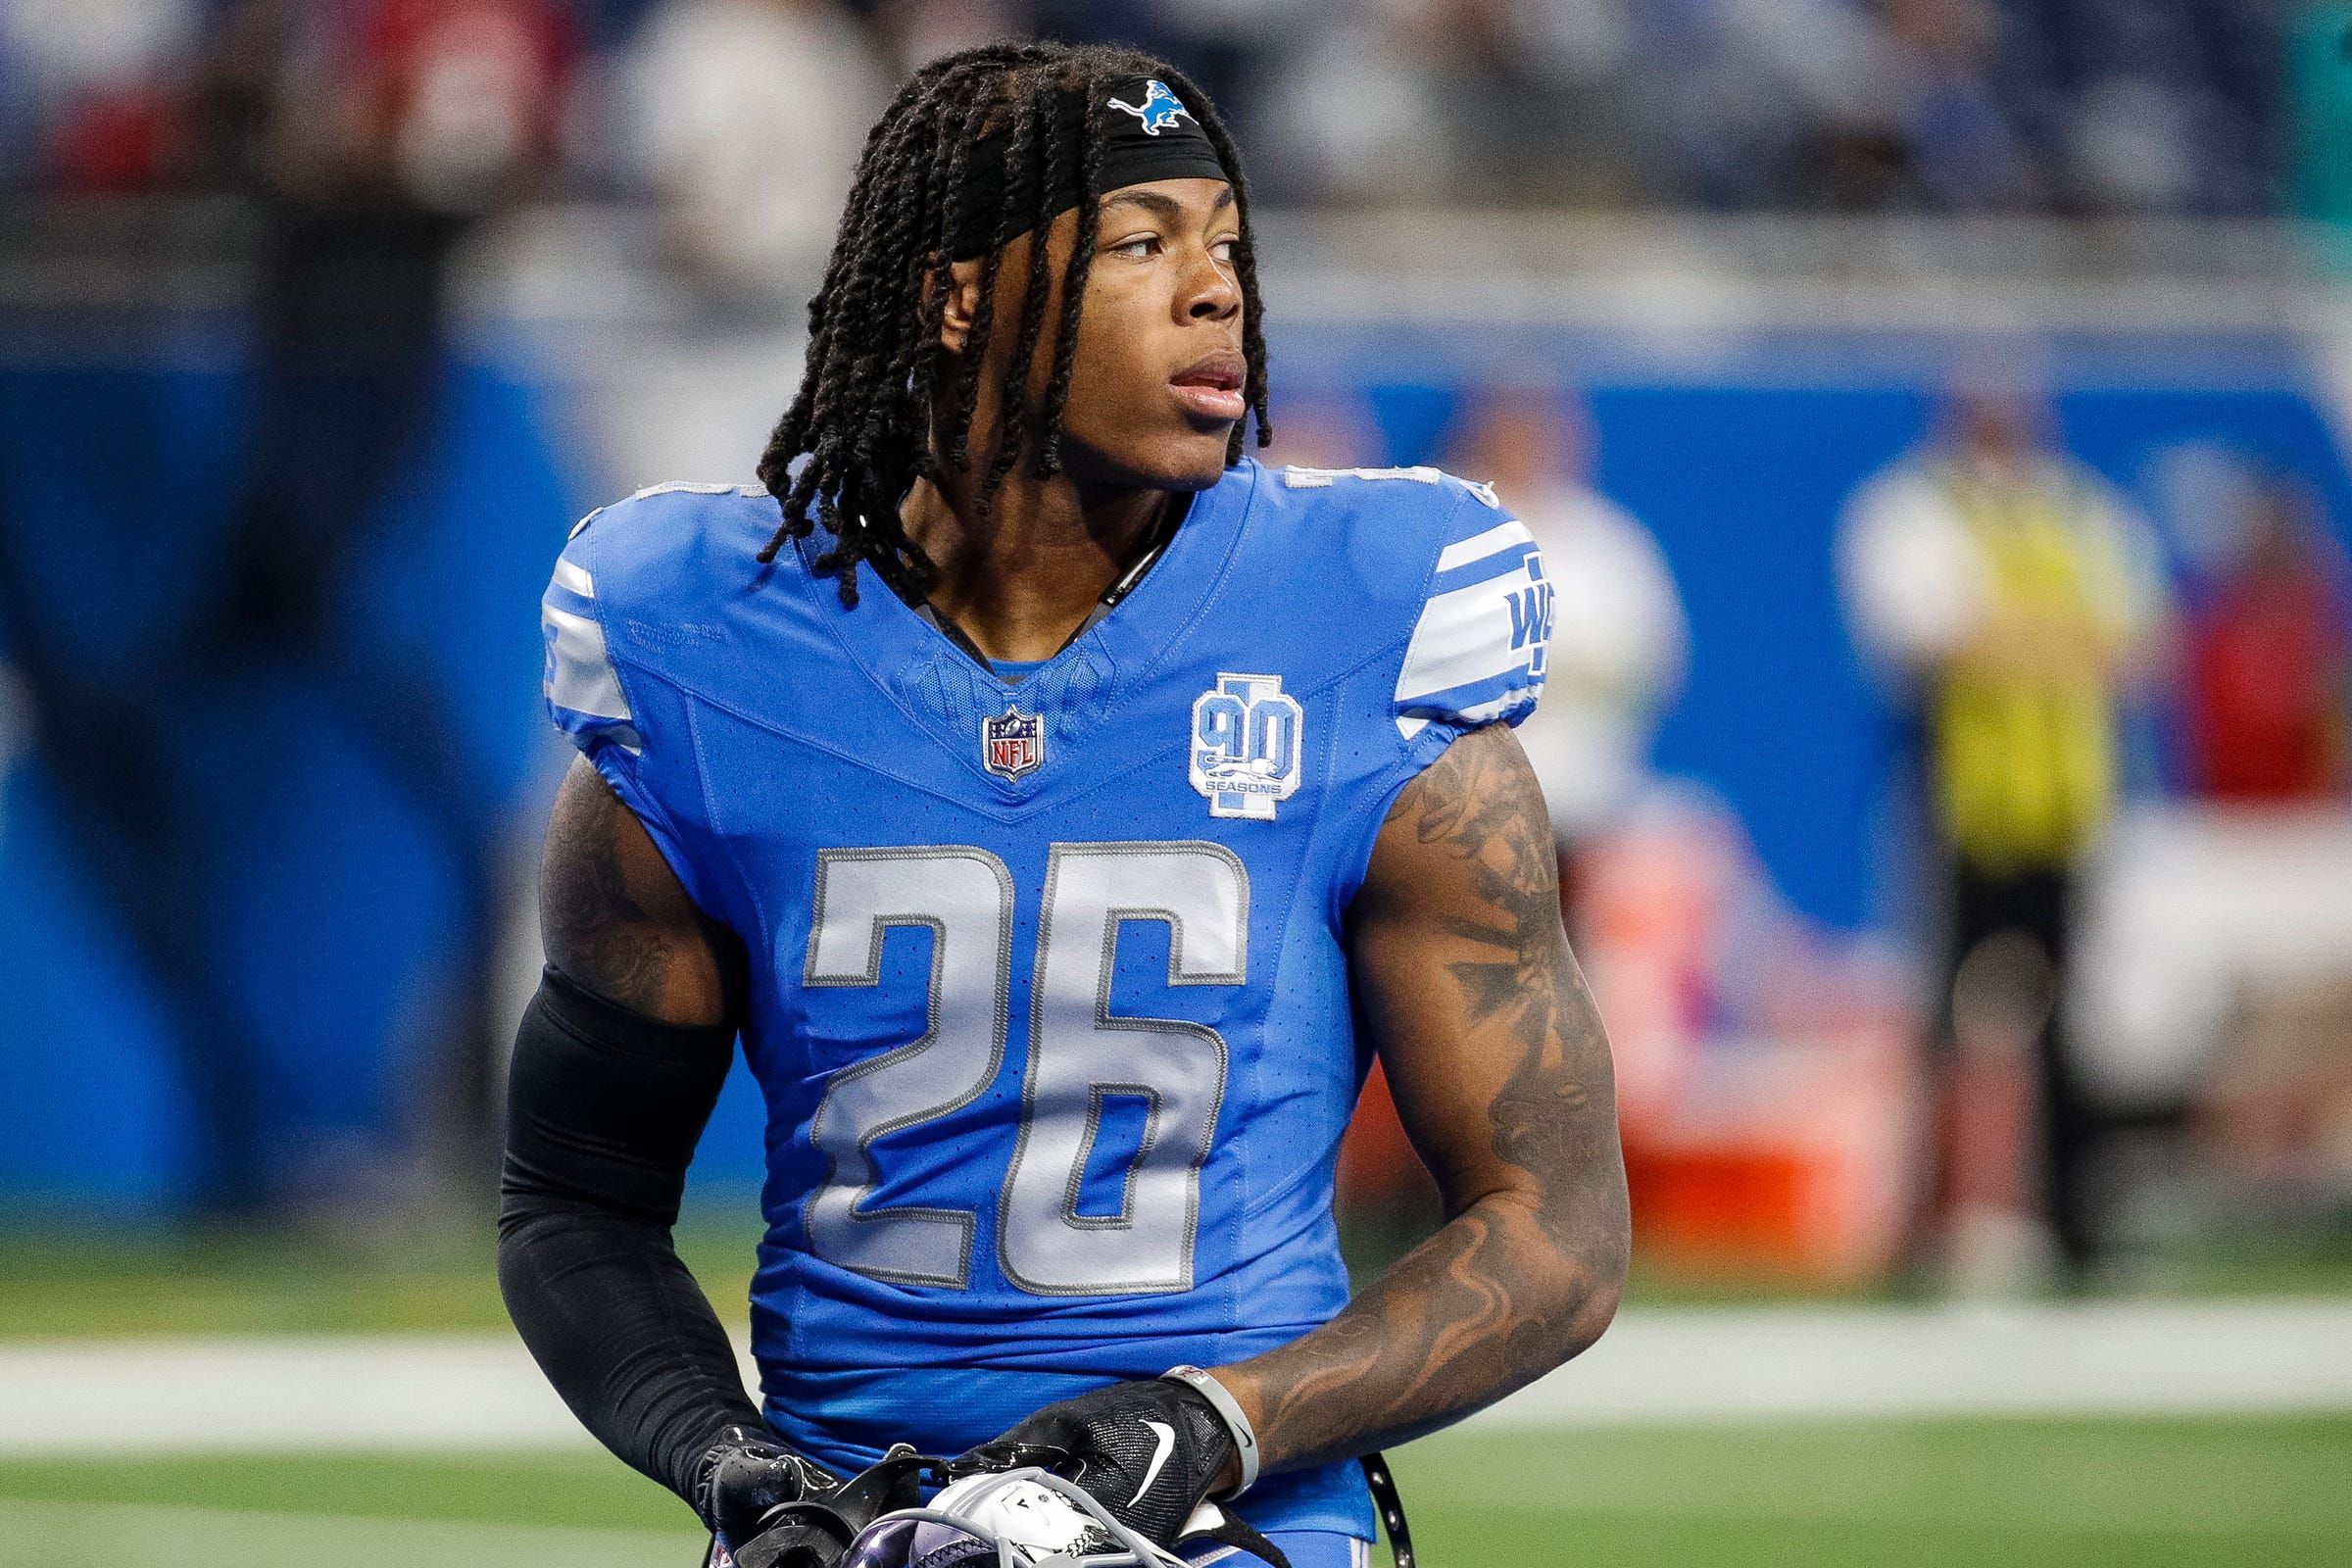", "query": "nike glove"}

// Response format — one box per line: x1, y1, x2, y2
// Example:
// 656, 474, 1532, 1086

692, 1425, 843, 1553
956, 1378, 1236, 1547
